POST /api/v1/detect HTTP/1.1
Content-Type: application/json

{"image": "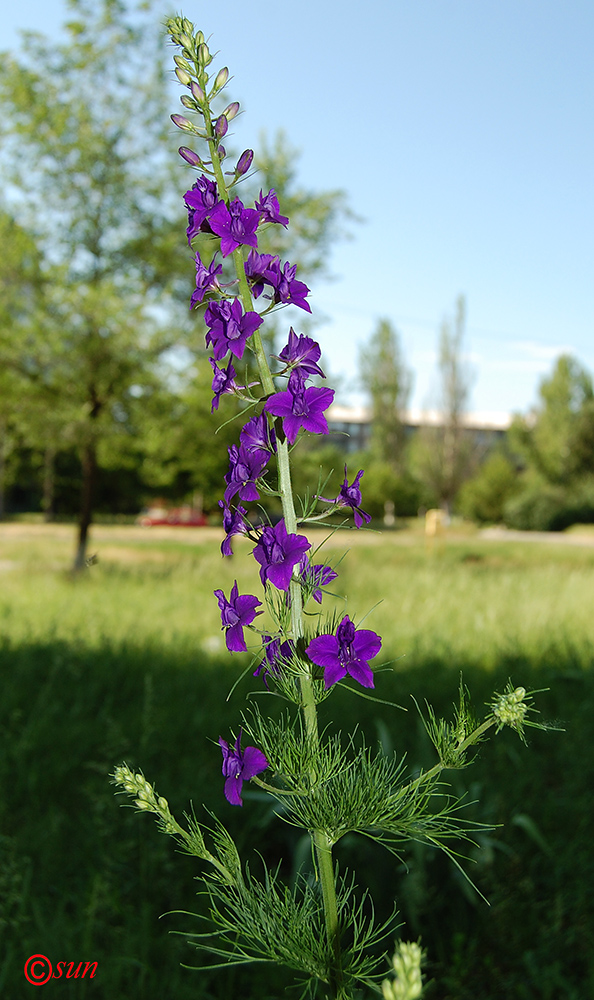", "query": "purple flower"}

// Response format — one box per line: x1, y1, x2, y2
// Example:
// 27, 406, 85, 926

277, 328, 325, 379
318, 467, 372, 528
274, 261, 311, 312
255, 188, 289, 227
265, 371, 335, 444
240, 413, 276, 465
209, 197, 260, 256
191, 252, 223, 308
205, 298, 263, 360
210, 358, 237, 412
253, 519, 311, 591
219, 732, 268, 806
244, 249, 280, 299
299, 555, 338, 603
306, 615, 382, 689
219, 501, 250, 556
253, 634, 292, 686
184, 175, 219, 244
214, 581, 262, 652
224, 442, 270, 505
